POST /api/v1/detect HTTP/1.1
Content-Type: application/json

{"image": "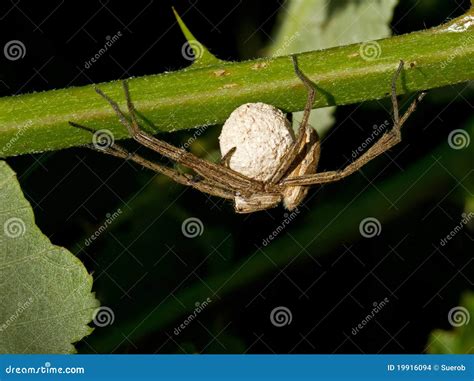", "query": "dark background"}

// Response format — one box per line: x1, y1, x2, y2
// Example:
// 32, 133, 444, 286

1, 0, 472, 353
